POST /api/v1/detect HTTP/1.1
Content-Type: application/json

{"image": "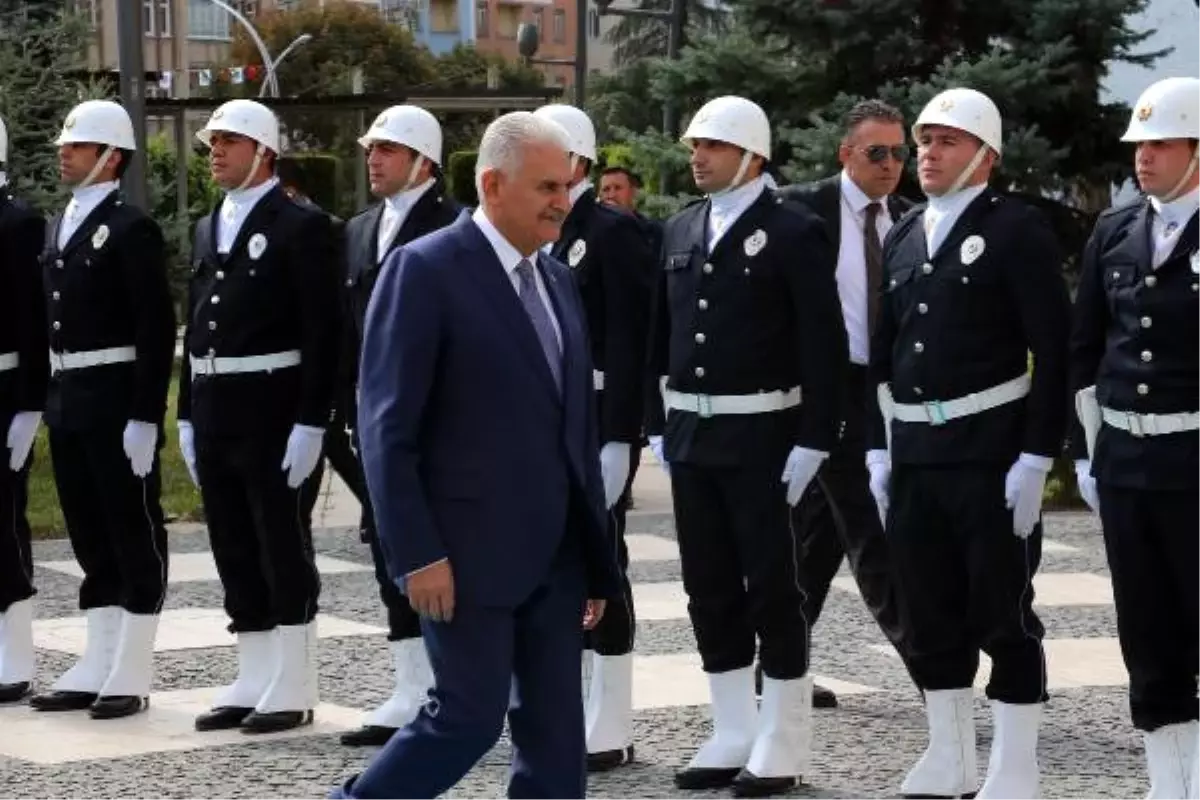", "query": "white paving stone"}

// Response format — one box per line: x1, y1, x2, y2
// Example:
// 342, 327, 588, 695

38, 552, 372, 584
632, 652, 879, 710
632, 580, 687, 621
833, 572, 1113, 607
0, 687, 361, 765
33, 609, 385, 655
627, 534, 679, 563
